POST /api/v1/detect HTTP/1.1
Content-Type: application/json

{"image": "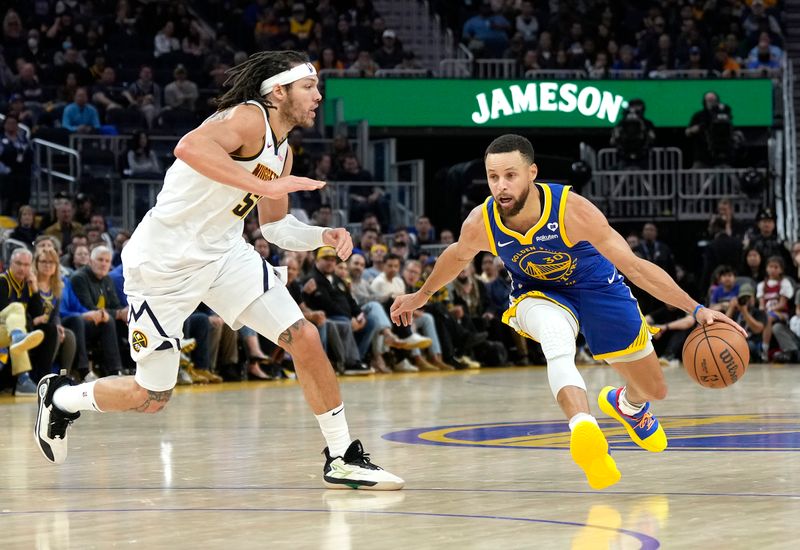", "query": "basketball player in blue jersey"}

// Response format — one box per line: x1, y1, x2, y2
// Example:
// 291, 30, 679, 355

34, 51, 403, 490
391, 134, 745, 489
